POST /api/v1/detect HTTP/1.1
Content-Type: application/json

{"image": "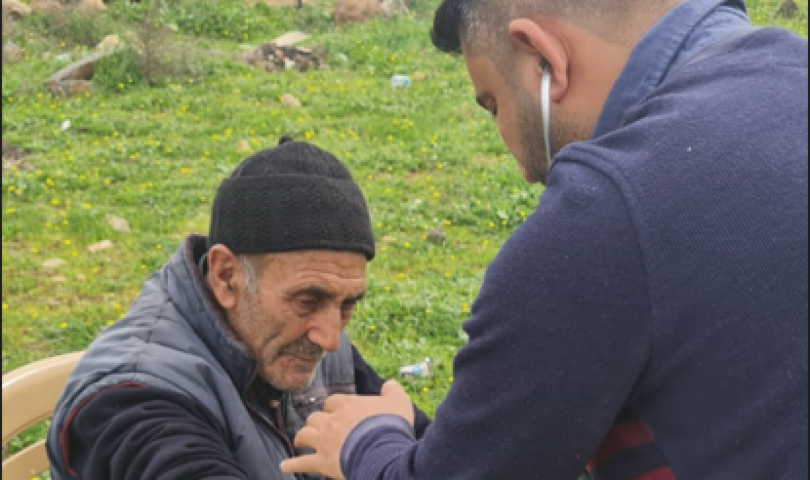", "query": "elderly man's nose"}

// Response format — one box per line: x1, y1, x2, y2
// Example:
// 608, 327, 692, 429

307, 309, 343, 352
